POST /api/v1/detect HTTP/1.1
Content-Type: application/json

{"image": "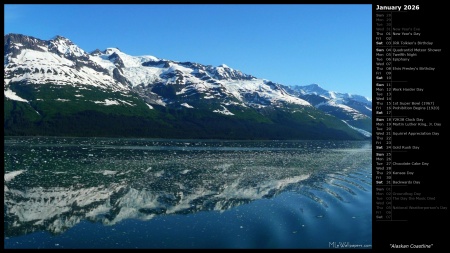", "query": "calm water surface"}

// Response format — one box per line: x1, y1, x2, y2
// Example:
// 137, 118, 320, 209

4, 137, 372, 249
